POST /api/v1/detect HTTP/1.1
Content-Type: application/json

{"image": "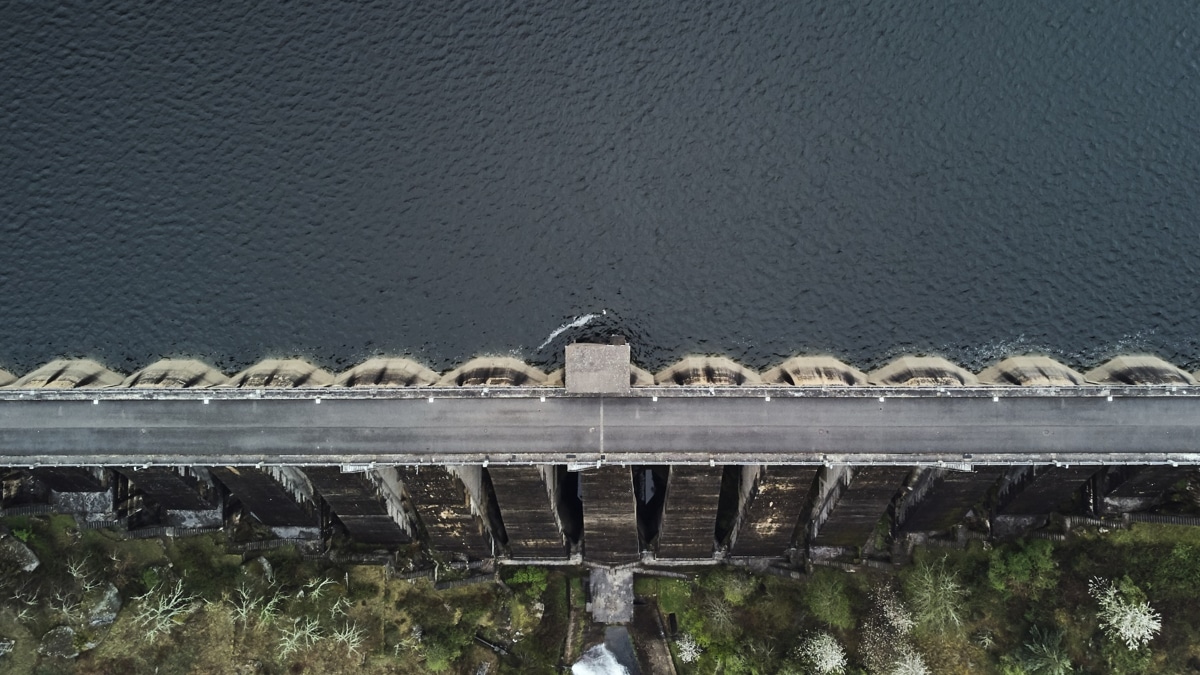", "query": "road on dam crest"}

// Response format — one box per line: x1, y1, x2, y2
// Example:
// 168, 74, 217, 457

0, 394, 1198, 466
